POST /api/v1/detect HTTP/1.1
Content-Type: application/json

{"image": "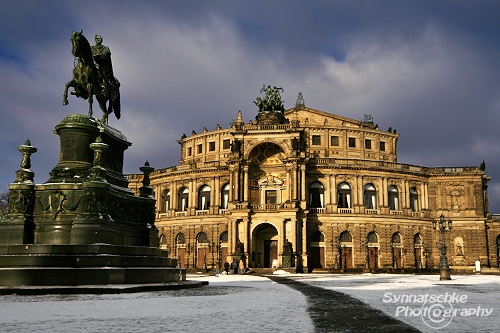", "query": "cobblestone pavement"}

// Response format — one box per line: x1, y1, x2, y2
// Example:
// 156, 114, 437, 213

266, 275, 421, 333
